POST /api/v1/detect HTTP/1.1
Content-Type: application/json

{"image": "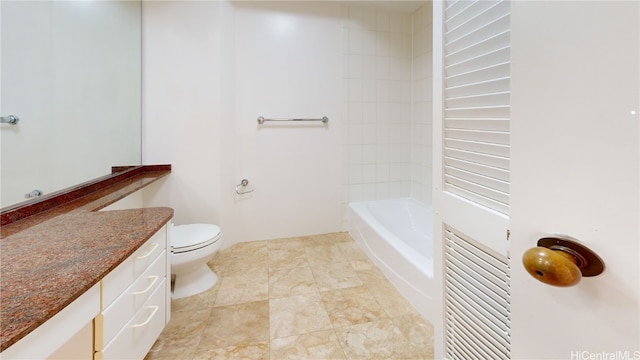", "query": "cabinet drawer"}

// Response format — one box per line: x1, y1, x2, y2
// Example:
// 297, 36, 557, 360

101, 278, 167, 360
101, 251, 166, 347
102, 228, 166, 309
